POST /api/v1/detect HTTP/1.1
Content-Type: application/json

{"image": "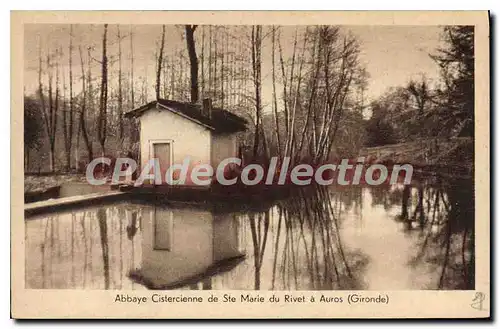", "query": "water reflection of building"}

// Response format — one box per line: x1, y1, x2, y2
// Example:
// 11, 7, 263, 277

129, 204, 246, 289
25, 179, 474, 291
